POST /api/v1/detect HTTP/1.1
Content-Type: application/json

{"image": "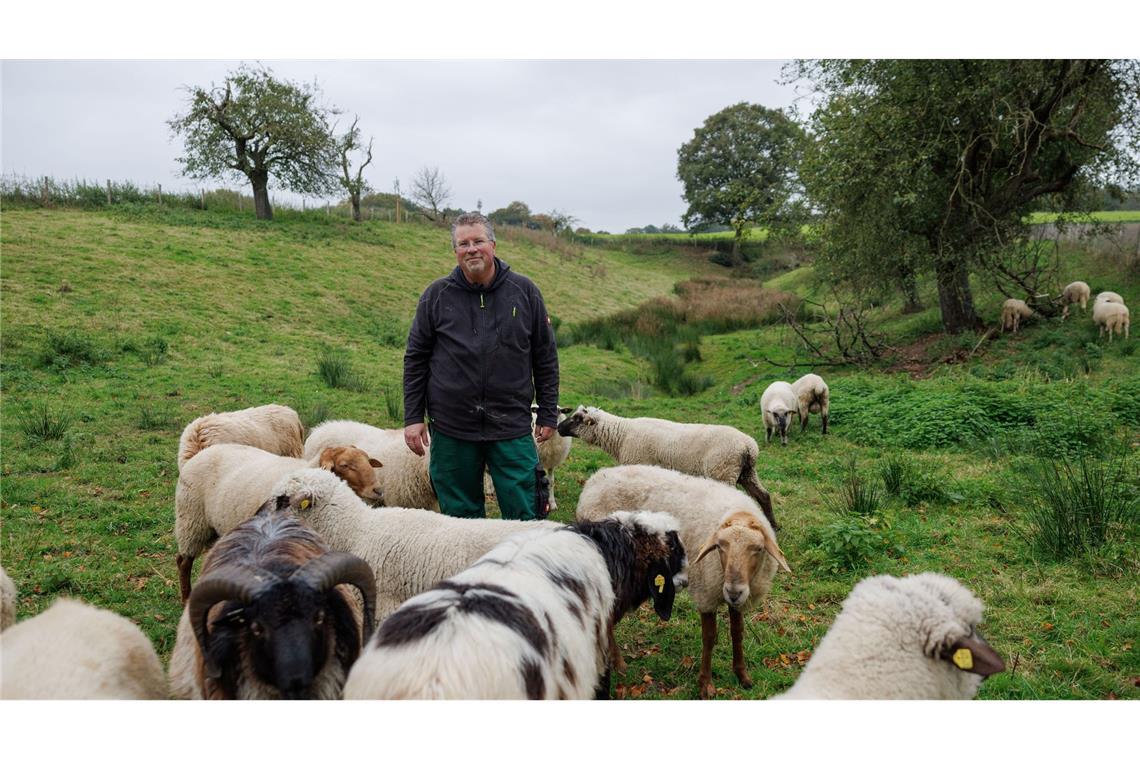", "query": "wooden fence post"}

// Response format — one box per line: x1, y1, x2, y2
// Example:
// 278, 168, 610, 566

42, 176, 50, 206
106, 179, 112, 205
157, 184, 162, 205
